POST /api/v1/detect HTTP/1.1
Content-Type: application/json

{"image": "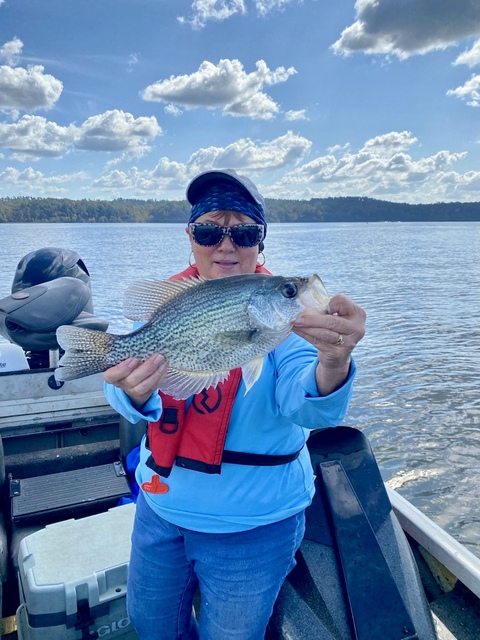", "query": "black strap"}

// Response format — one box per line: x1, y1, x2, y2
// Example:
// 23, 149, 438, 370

145, 454, 174, 478
145, 447, 304, 477
221, 447, 303, 466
